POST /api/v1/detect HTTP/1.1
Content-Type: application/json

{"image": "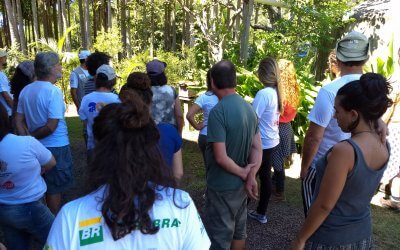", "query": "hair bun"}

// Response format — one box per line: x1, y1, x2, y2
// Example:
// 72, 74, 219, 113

360, 73, 391, 97
119, 96, 151, 129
